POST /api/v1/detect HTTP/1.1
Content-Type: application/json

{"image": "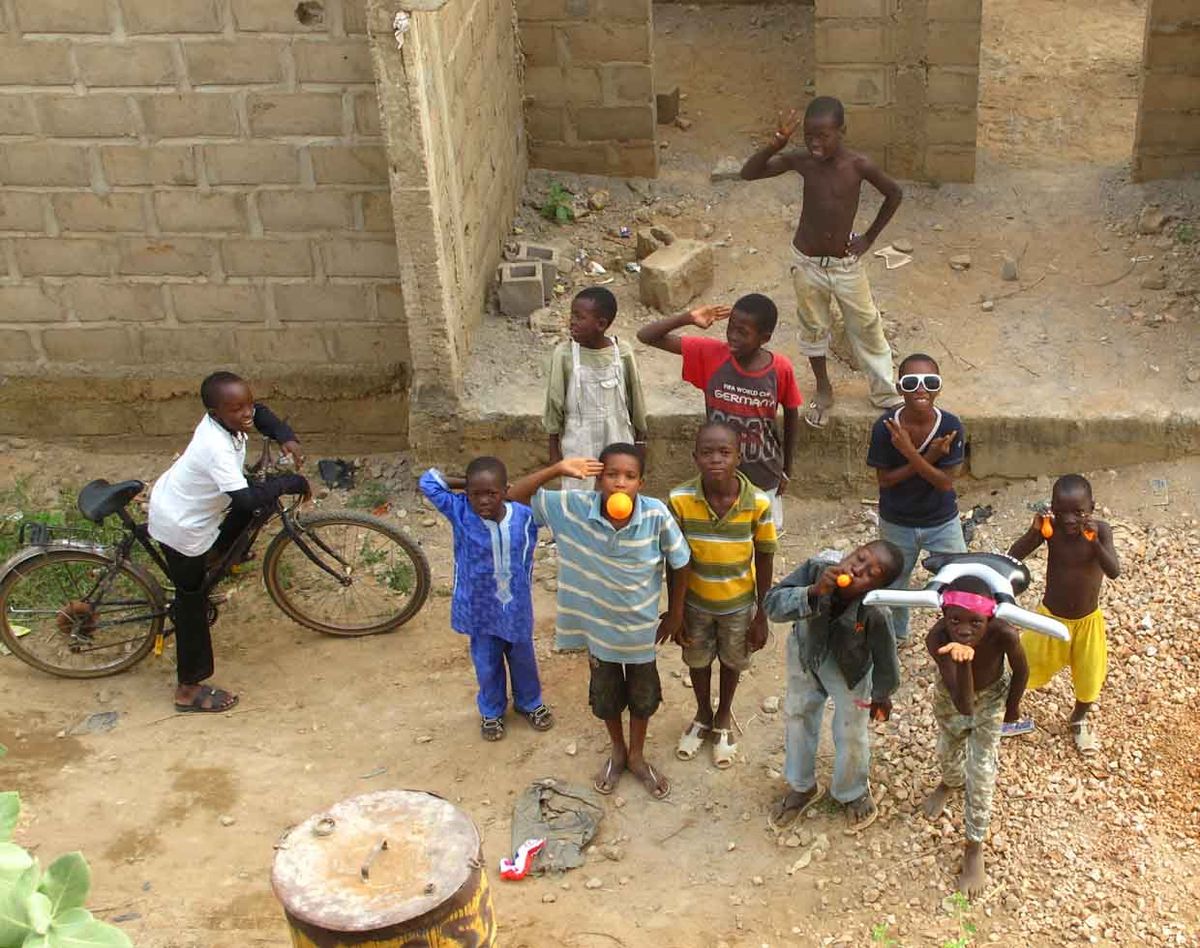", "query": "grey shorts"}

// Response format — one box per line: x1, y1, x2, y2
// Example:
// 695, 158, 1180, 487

681, 603, 756, 673
588, 655, 662, 720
